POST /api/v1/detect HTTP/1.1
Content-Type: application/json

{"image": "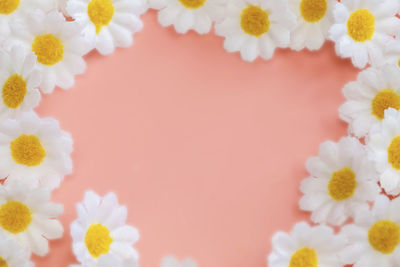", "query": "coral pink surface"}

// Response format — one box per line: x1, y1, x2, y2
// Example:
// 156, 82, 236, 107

34, 10, 358, 267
